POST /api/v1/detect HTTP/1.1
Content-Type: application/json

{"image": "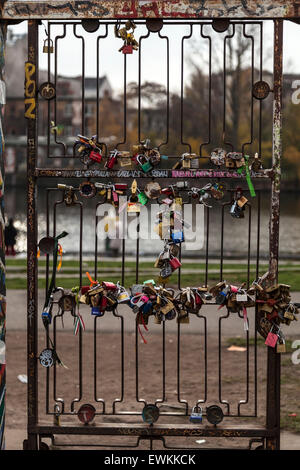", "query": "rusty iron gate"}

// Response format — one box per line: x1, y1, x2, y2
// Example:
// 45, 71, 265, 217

22, 13, 284, 450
